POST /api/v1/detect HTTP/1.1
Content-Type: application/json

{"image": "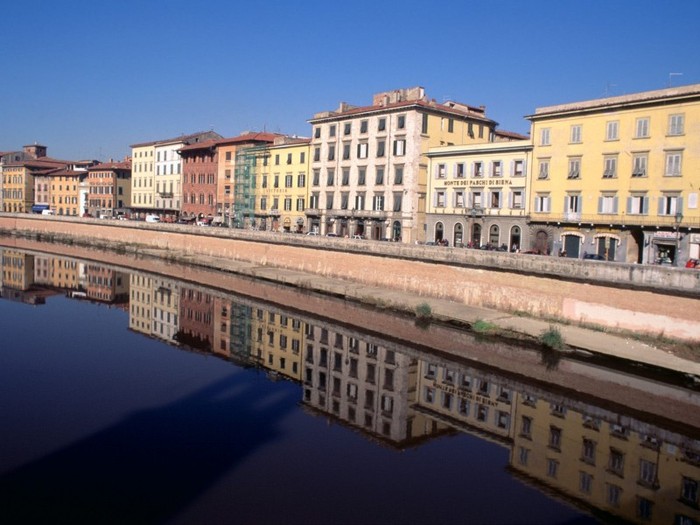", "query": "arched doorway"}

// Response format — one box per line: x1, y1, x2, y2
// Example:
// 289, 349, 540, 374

435, 222, 444, 242
392, 221, 401, 242
595, 235, 619, 261
509, 226, 521, 252
472, 224, 482, 247
453, 223, 463, 247
339, 219, 349, 237
355, 220, 365, 237
489, 225, 500, 247
630, 228, 644, 263
535, 230, 549, 254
